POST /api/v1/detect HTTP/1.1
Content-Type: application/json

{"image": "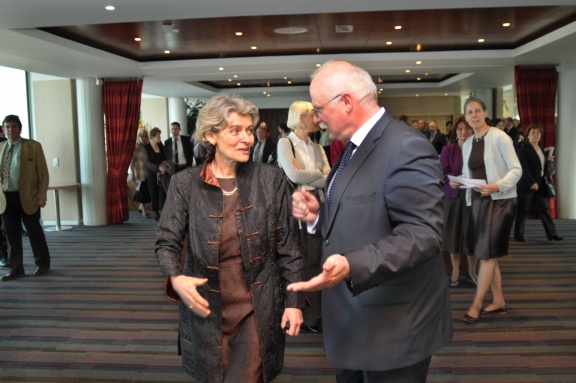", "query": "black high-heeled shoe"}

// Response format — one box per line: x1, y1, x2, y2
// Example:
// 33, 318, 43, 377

550, 235, 564, 241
